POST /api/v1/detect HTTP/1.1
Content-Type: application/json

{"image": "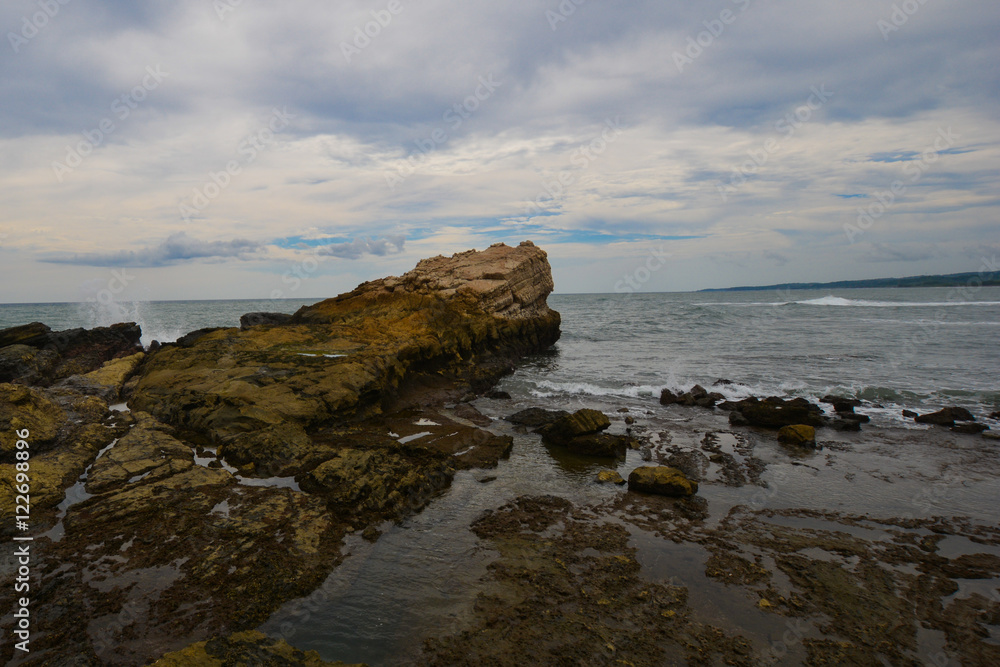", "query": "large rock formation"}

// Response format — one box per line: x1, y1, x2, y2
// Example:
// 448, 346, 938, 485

0, 241, 560, 666
129, 241, 559, 464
